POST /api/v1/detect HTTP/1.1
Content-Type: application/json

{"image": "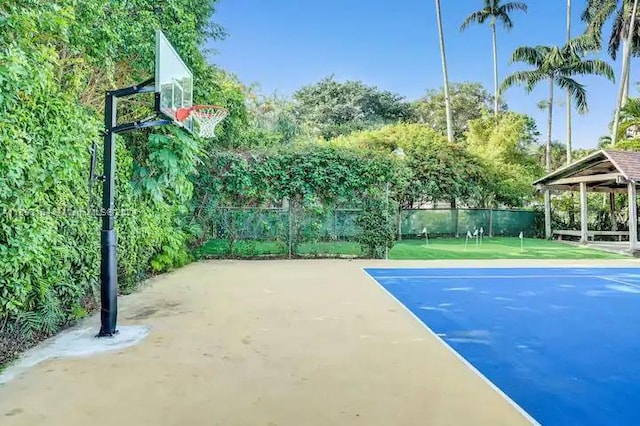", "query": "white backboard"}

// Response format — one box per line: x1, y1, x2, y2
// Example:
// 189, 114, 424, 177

155, 30, 193, 132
